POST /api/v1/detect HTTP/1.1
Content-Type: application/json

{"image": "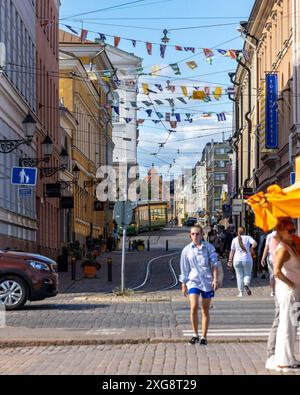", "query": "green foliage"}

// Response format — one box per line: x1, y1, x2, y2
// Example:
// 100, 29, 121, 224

112, 286, 134, 297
